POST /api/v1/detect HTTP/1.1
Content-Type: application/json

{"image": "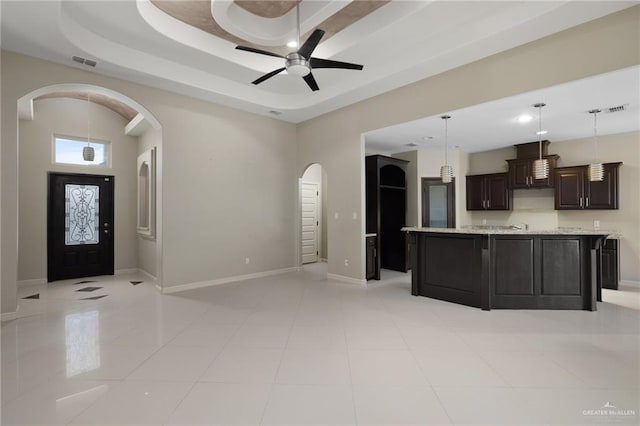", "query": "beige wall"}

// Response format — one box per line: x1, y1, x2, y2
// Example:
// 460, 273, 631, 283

467, 131, 640, 282
17, 98, 138, 281
137, 126, 158, 277
297, 6, 638, 281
